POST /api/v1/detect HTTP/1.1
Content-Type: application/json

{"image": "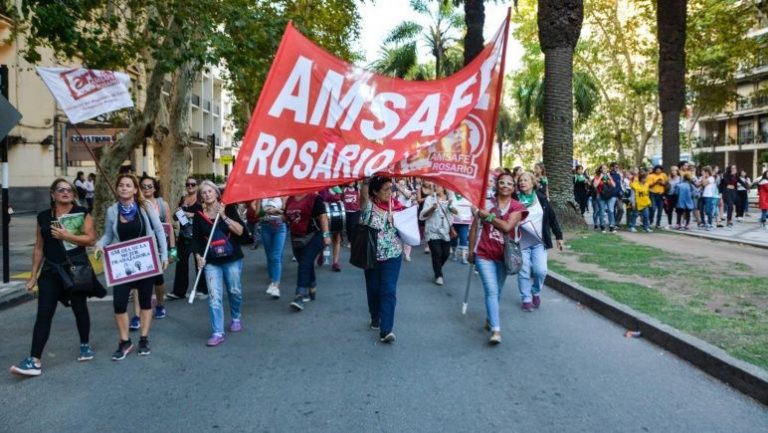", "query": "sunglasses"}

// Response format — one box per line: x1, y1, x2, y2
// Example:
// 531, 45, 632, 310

141, 184, 155, 190
497, 180, 514, 187
55, 187, 73, 194
186, 183, 197, 187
